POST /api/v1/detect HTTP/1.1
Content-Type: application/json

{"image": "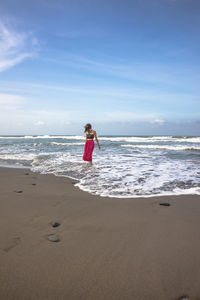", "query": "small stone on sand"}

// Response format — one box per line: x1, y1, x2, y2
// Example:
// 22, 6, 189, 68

25, 173, 29, 175
51, 221, 61, 228
32, 183, 36, 186
48, 234, 60, 242
15, 190, 23, 193
159, 202, 170, 206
